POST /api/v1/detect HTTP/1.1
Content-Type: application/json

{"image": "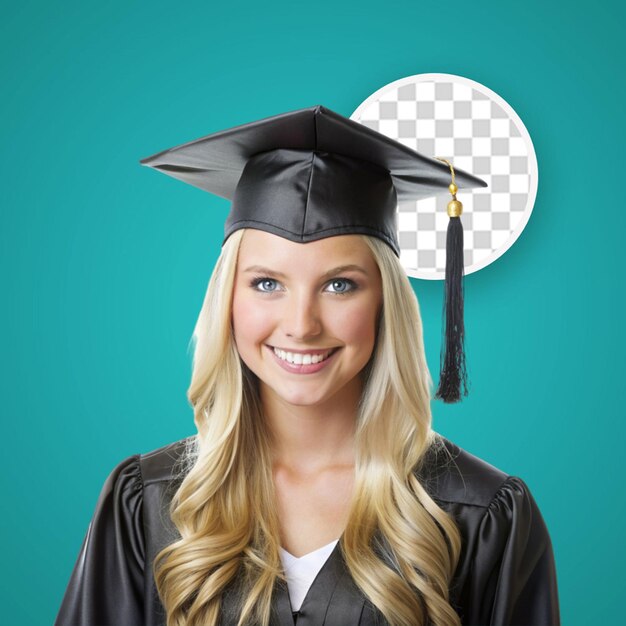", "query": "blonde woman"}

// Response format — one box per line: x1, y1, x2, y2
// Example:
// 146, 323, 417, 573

55, 106, 560, 626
